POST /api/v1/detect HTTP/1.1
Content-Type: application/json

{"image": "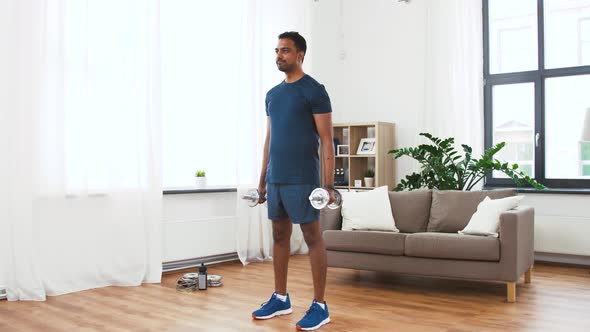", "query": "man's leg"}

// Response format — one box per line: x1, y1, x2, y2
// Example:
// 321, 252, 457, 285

300, 220, 327, 302
251, 184, 293, 320
272, 219, 292, 295
281, 185, 330, 330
